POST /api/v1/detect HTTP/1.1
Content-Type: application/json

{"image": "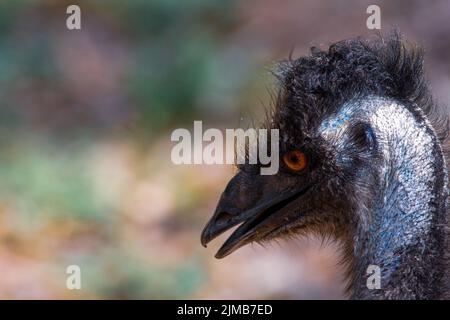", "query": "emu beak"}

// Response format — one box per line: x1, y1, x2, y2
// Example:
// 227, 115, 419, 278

201, 174, 309, 258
